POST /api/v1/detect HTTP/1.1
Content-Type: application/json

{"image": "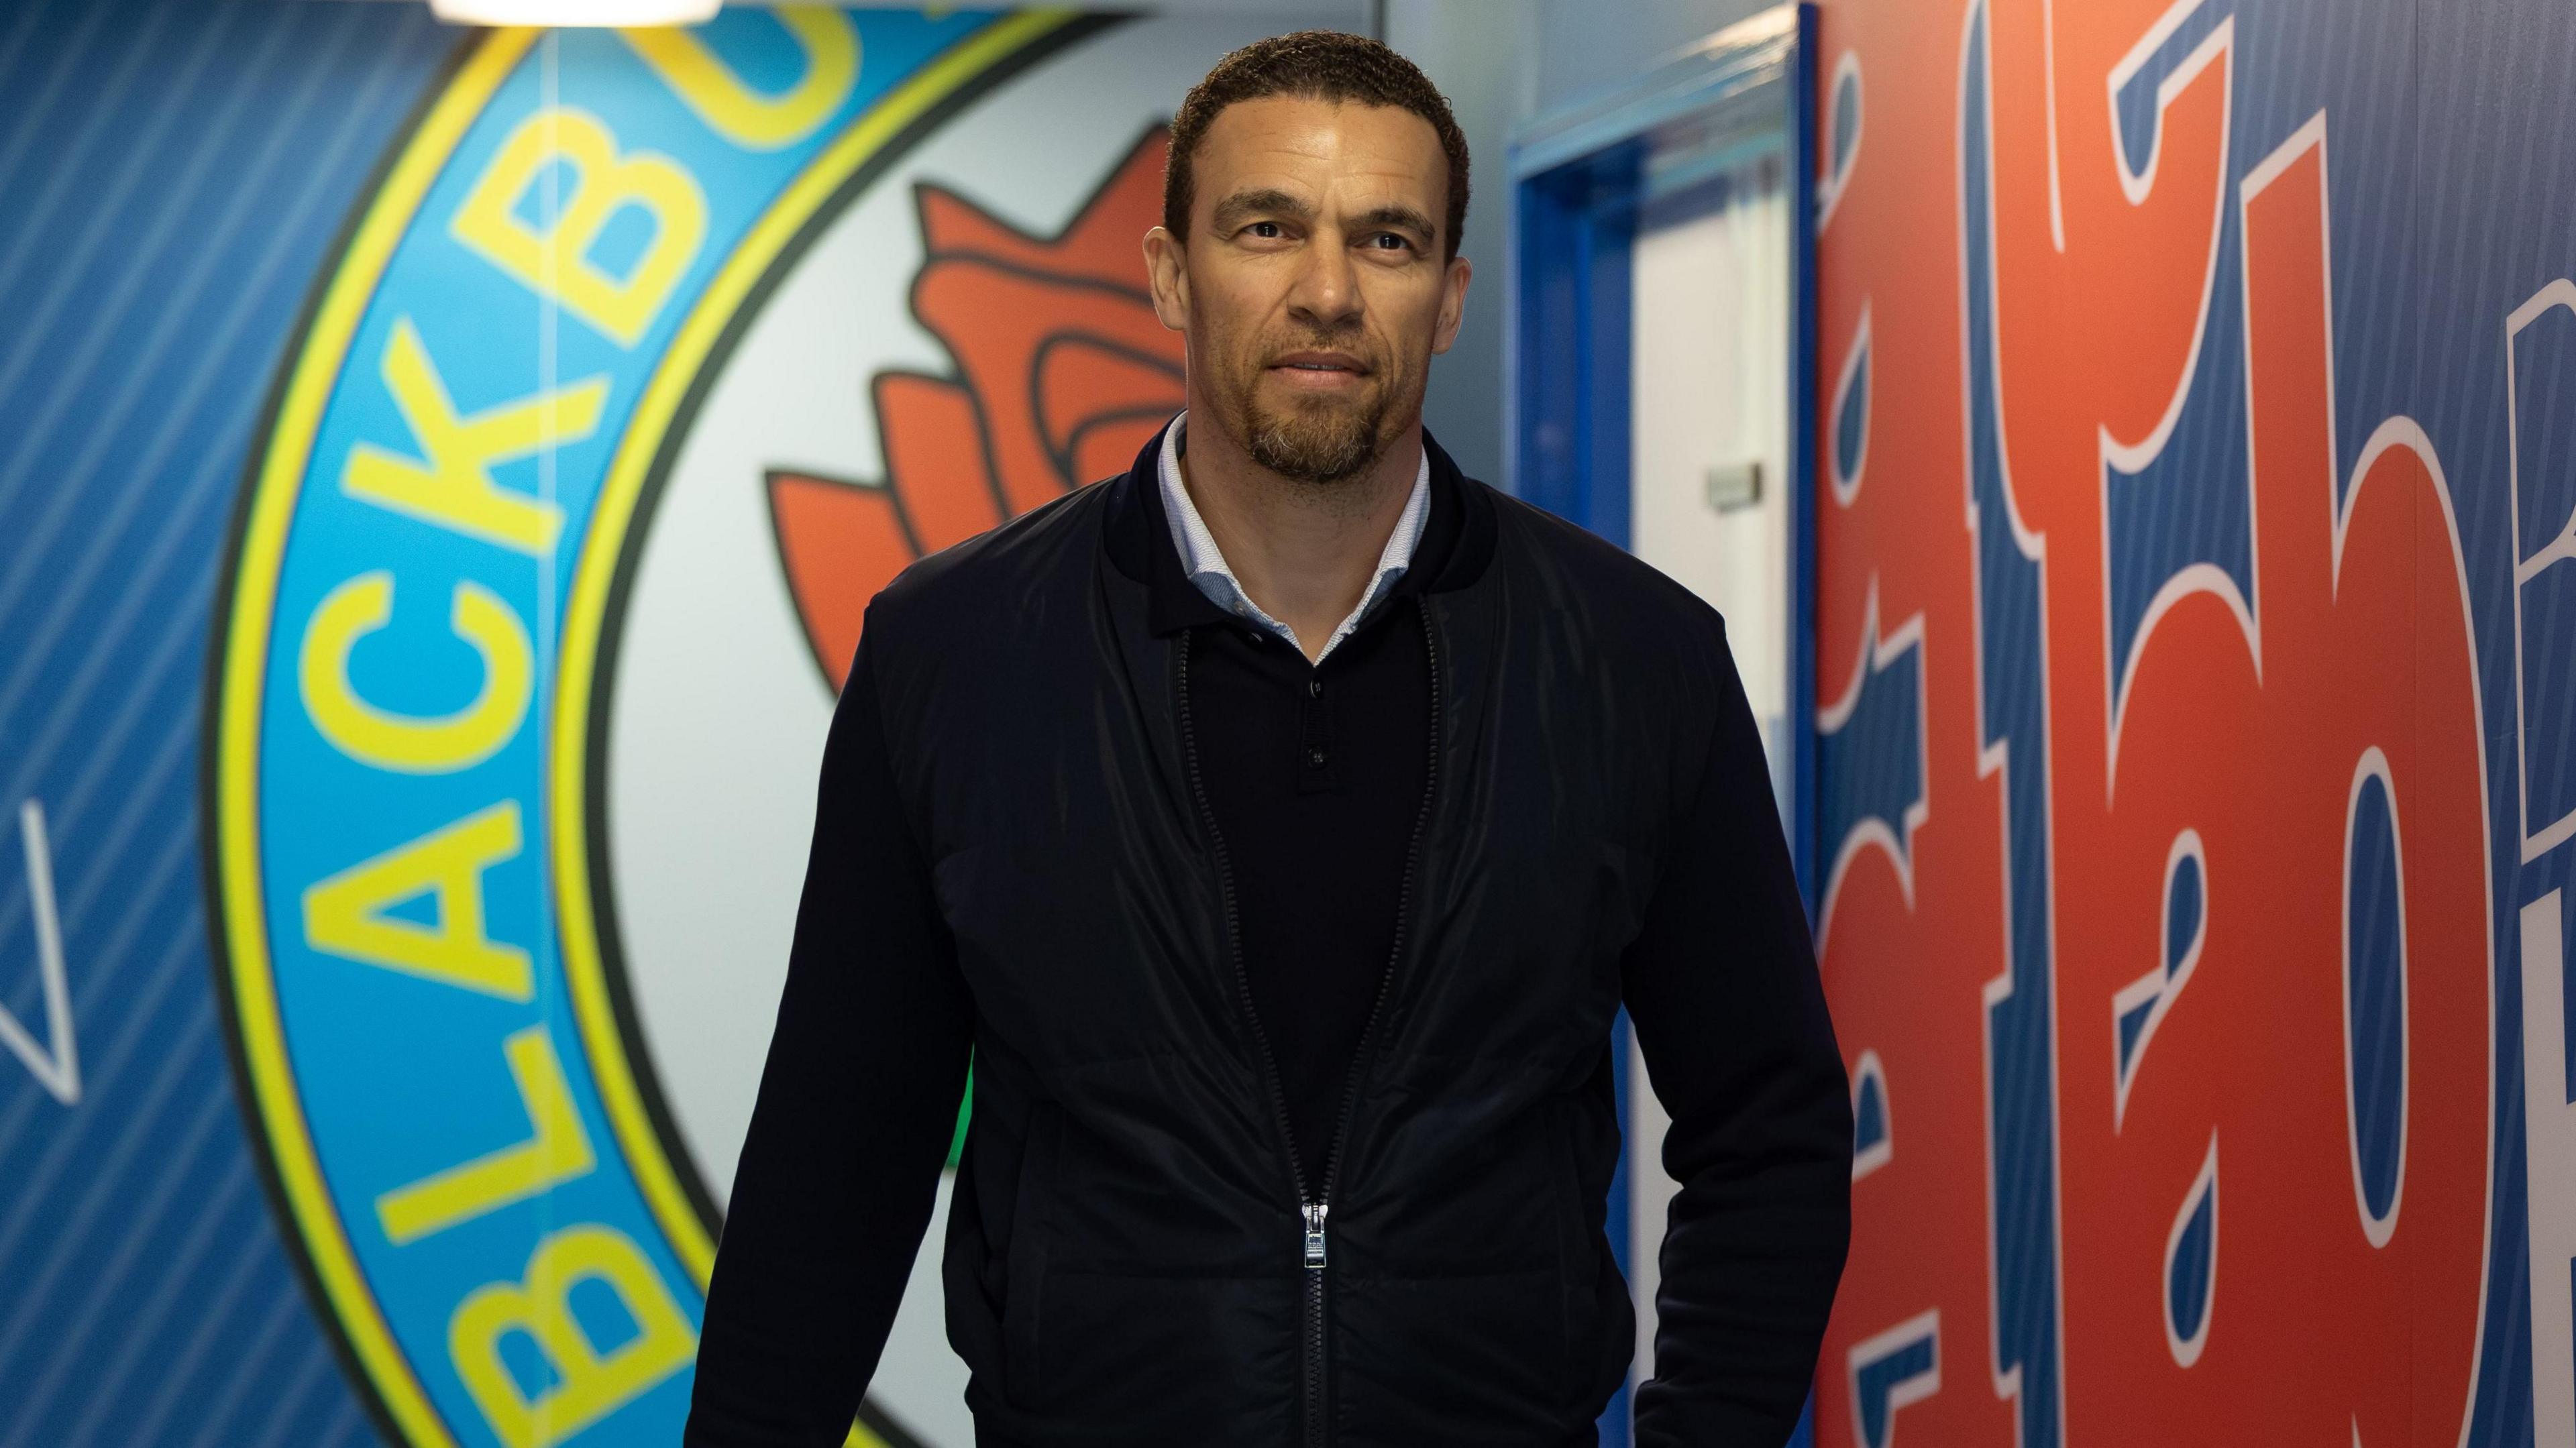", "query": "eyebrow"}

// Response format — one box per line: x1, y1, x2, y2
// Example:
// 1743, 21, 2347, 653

1347, 203, 1436, 239
1210, 188, 1313, 231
